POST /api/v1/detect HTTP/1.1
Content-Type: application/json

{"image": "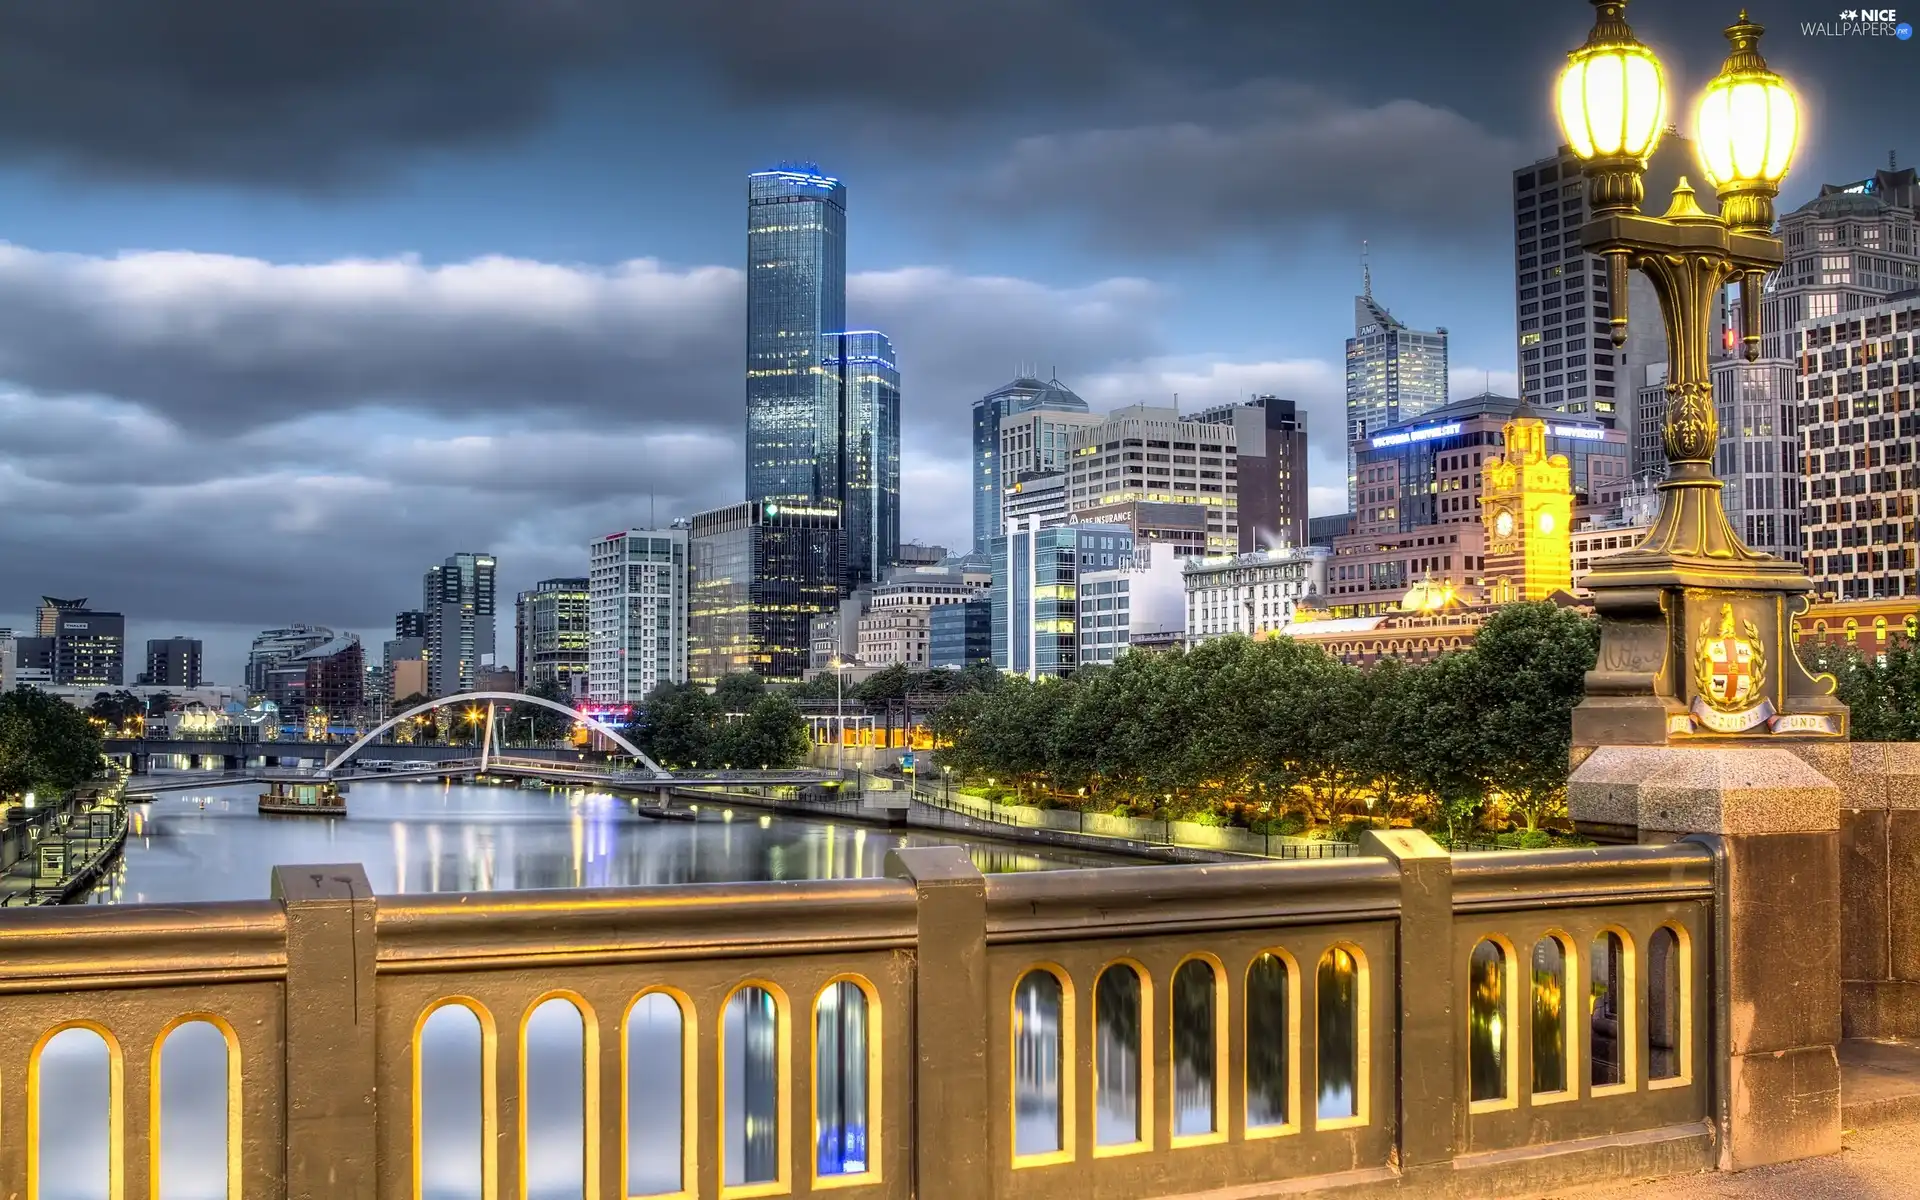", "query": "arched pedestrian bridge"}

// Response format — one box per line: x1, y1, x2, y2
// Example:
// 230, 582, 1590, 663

322, 690, 669, 778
